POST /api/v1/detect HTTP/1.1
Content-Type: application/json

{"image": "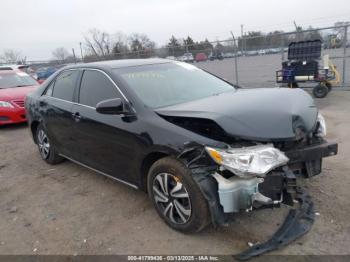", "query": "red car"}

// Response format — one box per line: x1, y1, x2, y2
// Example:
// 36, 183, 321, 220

195, 53, 208, 62
0, 70, 39, 125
